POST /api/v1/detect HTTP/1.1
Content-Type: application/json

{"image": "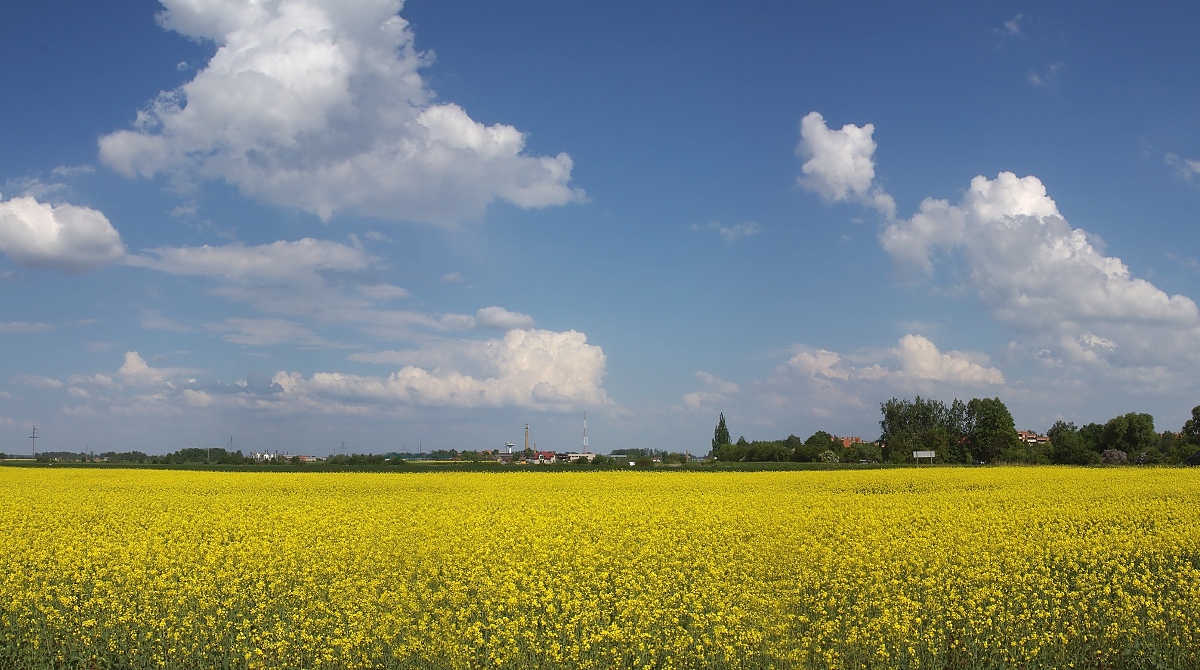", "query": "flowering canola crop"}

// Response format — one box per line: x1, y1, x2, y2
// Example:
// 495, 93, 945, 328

1, 467, 1198, 669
